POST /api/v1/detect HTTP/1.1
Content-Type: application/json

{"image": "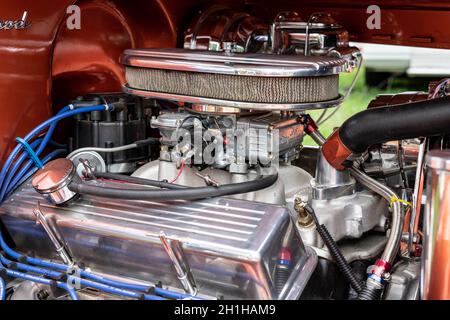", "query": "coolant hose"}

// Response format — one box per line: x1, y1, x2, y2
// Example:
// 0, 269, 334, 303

68, 174, 278, 201
322, 95, 450, 169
